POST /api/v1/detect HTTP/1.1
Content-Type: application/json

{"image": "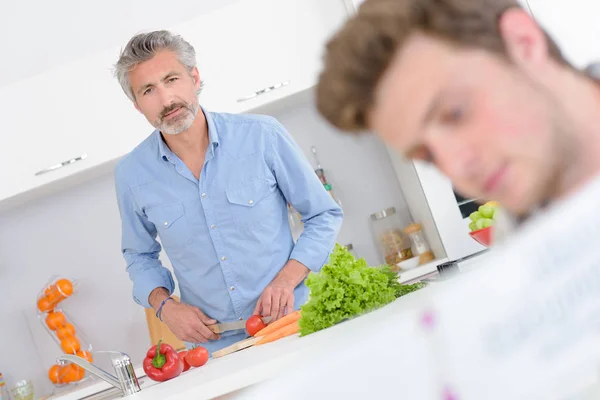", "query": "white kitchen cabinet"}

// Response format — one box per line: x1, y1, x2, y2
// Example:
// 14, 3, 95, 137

527, 0, 600, 68
0, 47, 150, 207
175, 0, 349, 114
0, 0, 350, 207
386, 148, 485, 263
